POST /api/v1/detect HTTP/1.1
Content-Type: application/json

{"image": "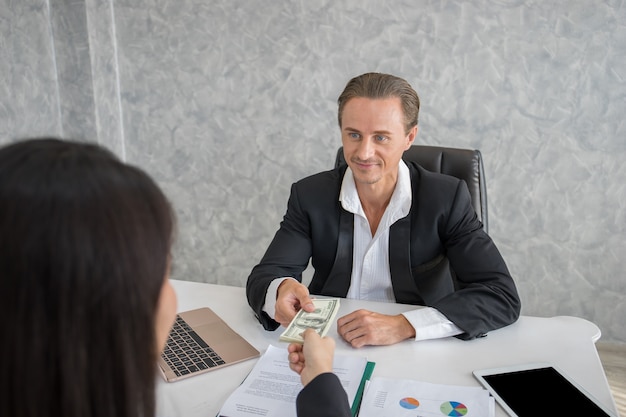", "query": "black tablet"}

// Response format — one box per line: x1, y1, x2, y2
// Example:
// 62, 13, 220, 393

473, 362, 617, 417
